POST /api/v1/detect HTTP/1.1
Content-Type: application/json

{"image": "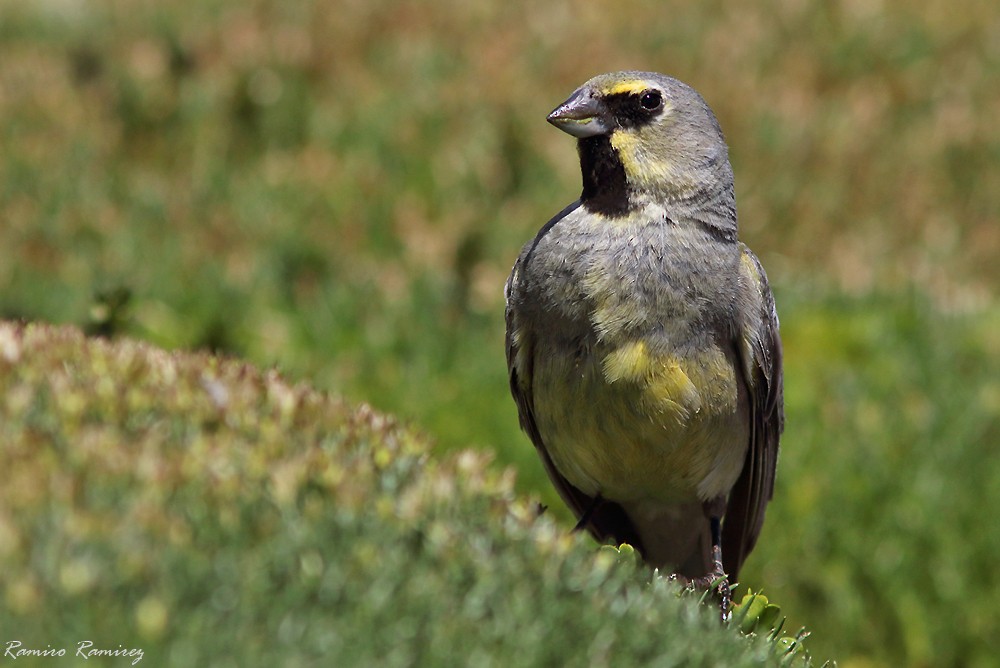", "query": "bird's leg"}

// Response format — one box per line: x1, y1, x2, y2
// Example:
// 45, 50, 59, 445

668, 515, 731, 623
705, 515, 731, 622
